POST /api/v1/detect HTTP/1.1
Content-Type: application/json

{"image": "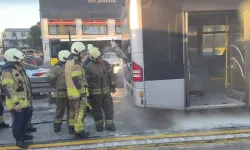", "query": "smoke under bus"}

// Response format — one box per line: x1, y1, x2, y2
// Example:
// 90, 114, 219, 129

119, 0, 250, 110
